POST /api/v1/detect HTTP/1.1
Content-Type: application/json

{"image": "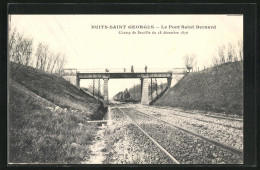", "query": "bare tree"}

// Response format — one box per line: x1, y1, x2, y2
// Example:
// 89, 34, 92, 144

12, 33, 24, 64
35, 43, 43, 69
8, 28, 17, 62
21, 37, 33, 66
183, 54, 196, 72
8, 28, 33, 67
218, 45, 226, 64
35, 43, 49, 71
211, 55, 219, 67
211, 40, 244, 68
238, 40, 243, 61
227, 42, 236, 62
40, 45, 49, 71
45, 51, 54, 72
9, 28, 70, 75
50, 52, 60, 73
56, 53, 67, 74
